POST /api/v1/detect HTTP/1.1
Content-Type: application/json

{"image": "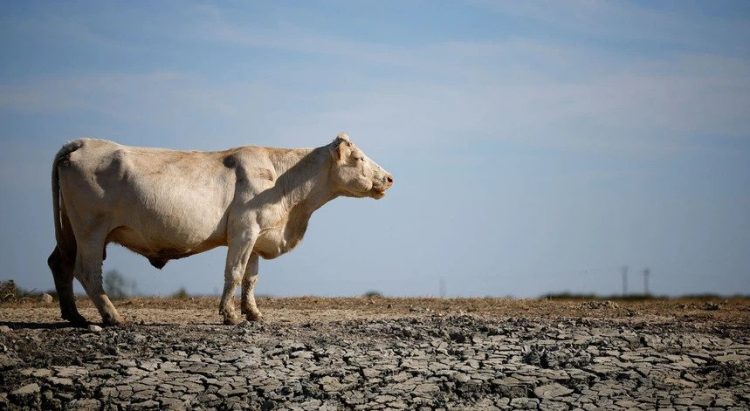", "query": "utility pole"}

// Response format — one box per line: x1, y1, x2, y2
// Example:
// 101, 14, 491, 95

621, 266, 629, 296
643, 268, 650, 295
439, 277, 446, 298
